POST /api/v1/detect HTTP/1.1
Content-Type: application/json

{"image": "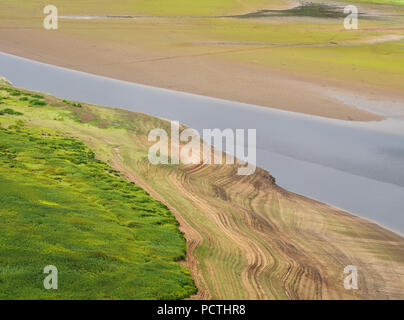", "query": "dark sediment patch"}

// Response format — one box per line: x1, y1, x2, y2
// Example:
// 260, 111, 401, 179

230, 3, 373, 20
